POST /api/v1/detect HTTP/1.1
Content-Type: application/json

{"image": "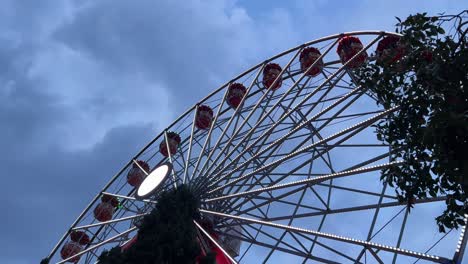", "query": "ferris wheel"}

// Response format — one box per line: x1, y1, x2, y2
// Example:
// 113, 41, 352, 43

45, 31, 468, 264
